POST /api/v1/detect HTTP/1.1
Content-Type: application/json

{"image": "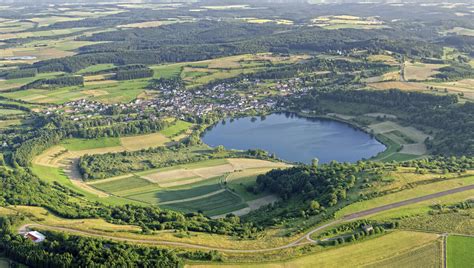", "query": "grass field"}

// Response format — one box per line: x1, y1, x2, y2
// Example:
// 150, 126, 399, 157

163, 190, 247, 216
30, 164, 139, 206
2, 78, 148, 104
367, 54, 399, 65
227, 169, 274, 201
368, 121, 429, 160
336, 175, 474, 218
0, 108, 24, 115
447, 235, 474, 268
0, 119, 22, 128
0, 27, 90, 40
77, 64, 115, 74
188, 231, 439, 267
404, 61, 447, 81
61, 137, 121, 151
1, 206, 140, 234
365, 239, 442, 268
0, 72, 64, 91
160, 120, 194, 138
